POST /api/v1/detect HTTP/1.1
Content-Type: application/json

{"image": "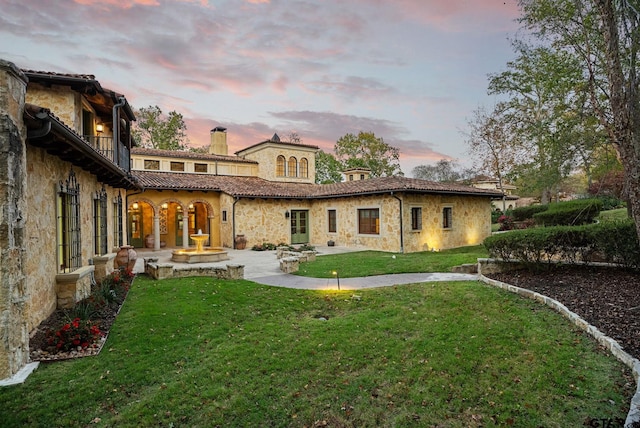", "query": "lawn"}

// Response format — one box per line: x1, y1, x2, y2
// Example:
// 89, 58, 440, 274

0, 275, 631, 427
295, 245, 489, 278
598, 207, 629, 222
